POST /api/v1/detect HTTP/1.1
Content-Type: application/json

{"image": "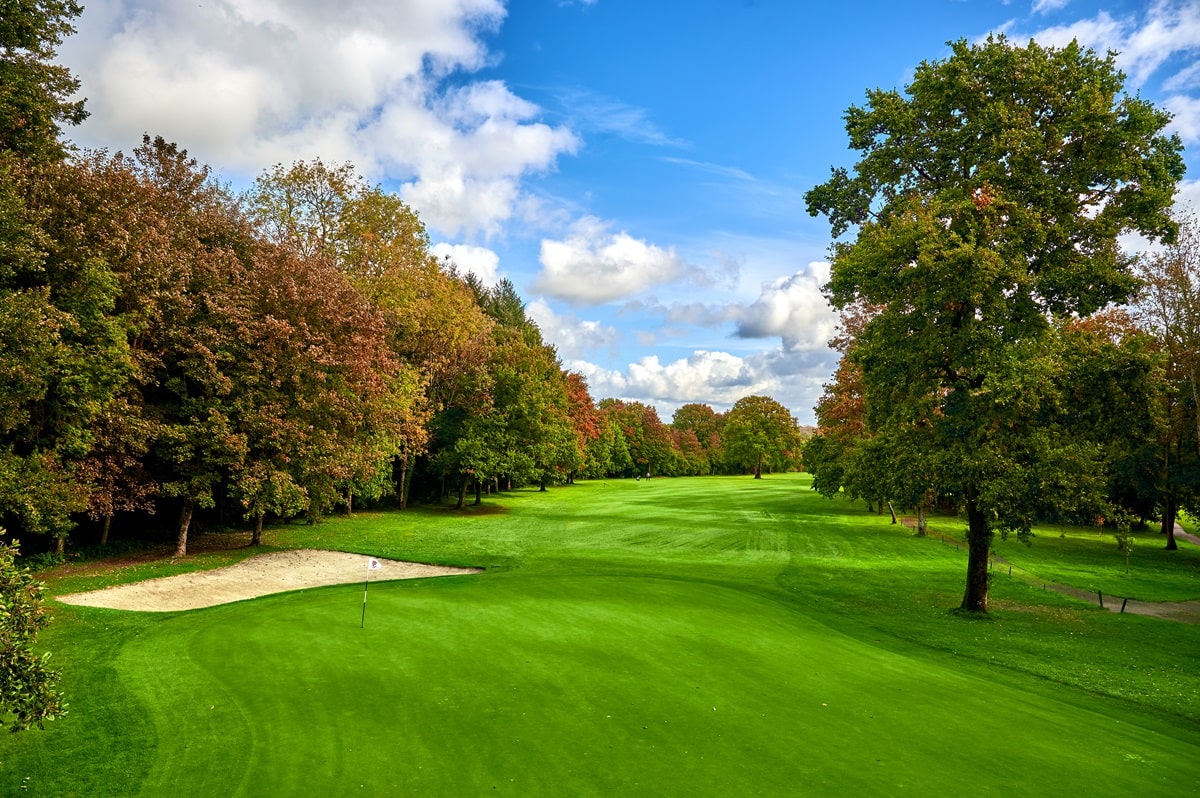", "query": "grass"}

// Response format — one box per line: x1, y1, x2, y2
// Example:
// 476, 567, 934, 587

3, 474, 1199, 796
